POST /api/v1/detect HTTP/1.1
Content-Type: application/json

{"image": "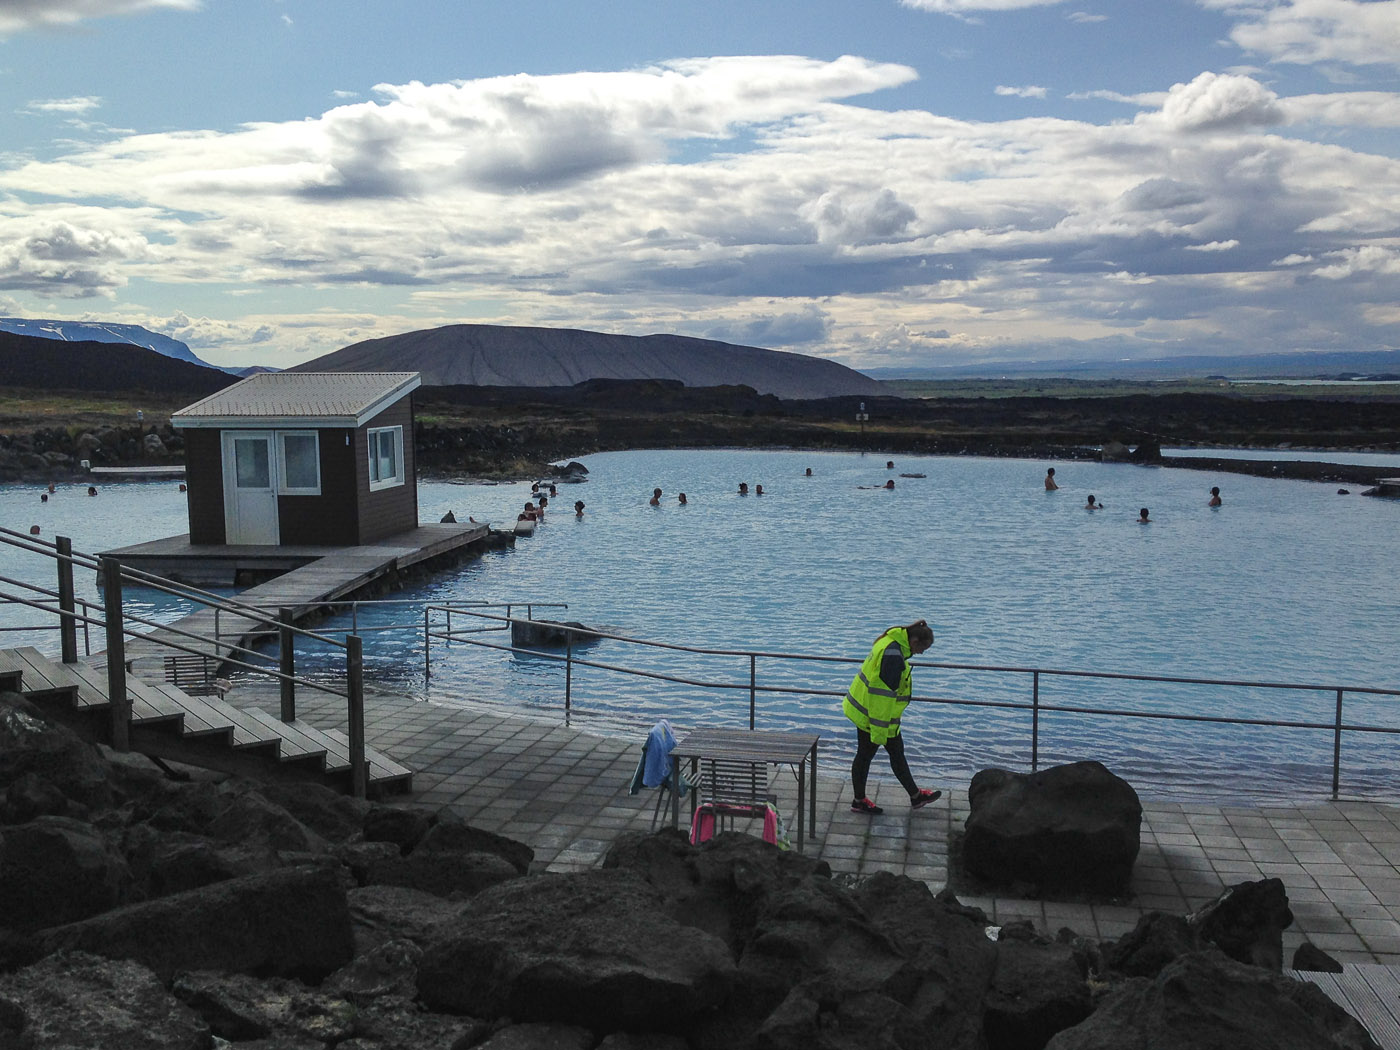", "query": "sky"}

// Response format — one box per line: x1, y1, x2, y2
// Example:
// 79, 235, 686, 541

1, 0, 1398, 373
